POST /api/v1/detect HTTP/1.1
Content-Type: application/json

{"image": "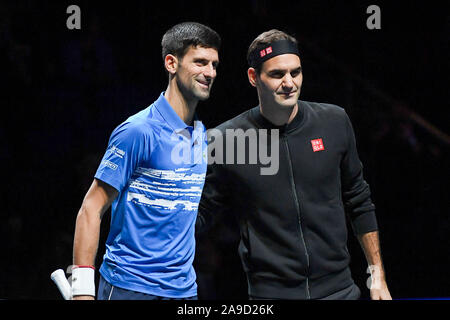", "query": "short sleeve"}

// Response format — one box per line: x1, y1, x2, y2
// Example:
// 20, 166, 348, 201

95, 122, 151, 193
